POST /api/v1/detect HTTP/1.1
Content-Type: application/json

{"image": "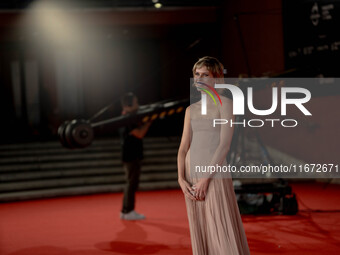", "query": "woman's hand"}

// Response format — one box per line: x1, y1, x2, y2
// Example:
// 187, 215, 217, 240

192, 178, 211, 201
178, 178, 196, 201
